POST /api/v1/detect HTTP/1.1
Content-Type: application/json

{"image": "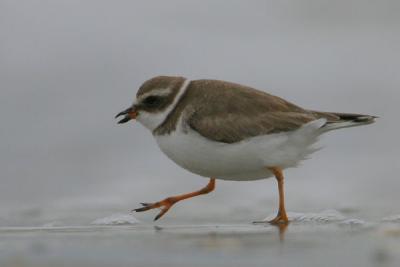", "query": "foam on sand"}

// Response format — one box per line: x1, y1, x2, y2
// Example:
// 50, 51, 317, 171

262, 209, 365, 225
381, 214, 400, 223
91, 213, 139, 225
